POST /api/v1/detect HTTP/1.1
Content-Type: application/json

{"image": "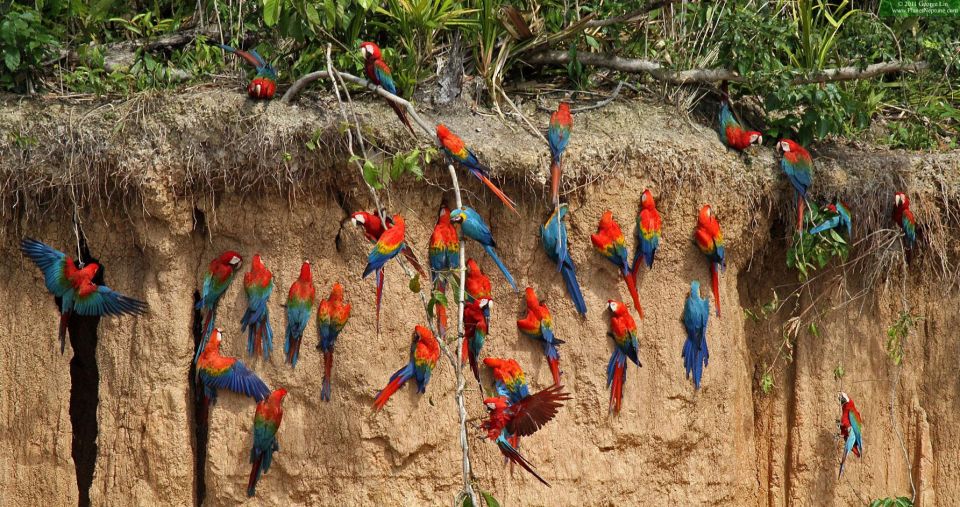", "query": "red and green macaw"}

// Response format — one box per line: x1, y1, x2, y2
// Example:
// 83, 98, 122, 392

605, 300, 641, 416
430, 204, 460, 337
359, 42, 415, 135
893, 192, 917, 255
462, 297, 491, 382
317, 282, 351, 402
481, 383, 570, 486
218, 44, 277, 100
196, 328, 271, 422
247, 387, 287, 497
837, 392, 863, 478
682, 281, 710, 390
372, 325, 440, 411
547, 102, 572, 206
195, 251, 243, 362
591, 210, 644, 318
516, 287, 564, 385
450, 207, 518, 291
540, 204, 587, 316
810, 200, 852, 237
718, 81, 762, 151
633, 189, 662, 274
466, 258, 493, 324
482, 356, 532, 465
778, 139, 814, 233
20, 238, 148, 354
284, 261, 316, 368
694, 205, 725, 317
437, 125, 519, 214
241, 254, 274, 360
